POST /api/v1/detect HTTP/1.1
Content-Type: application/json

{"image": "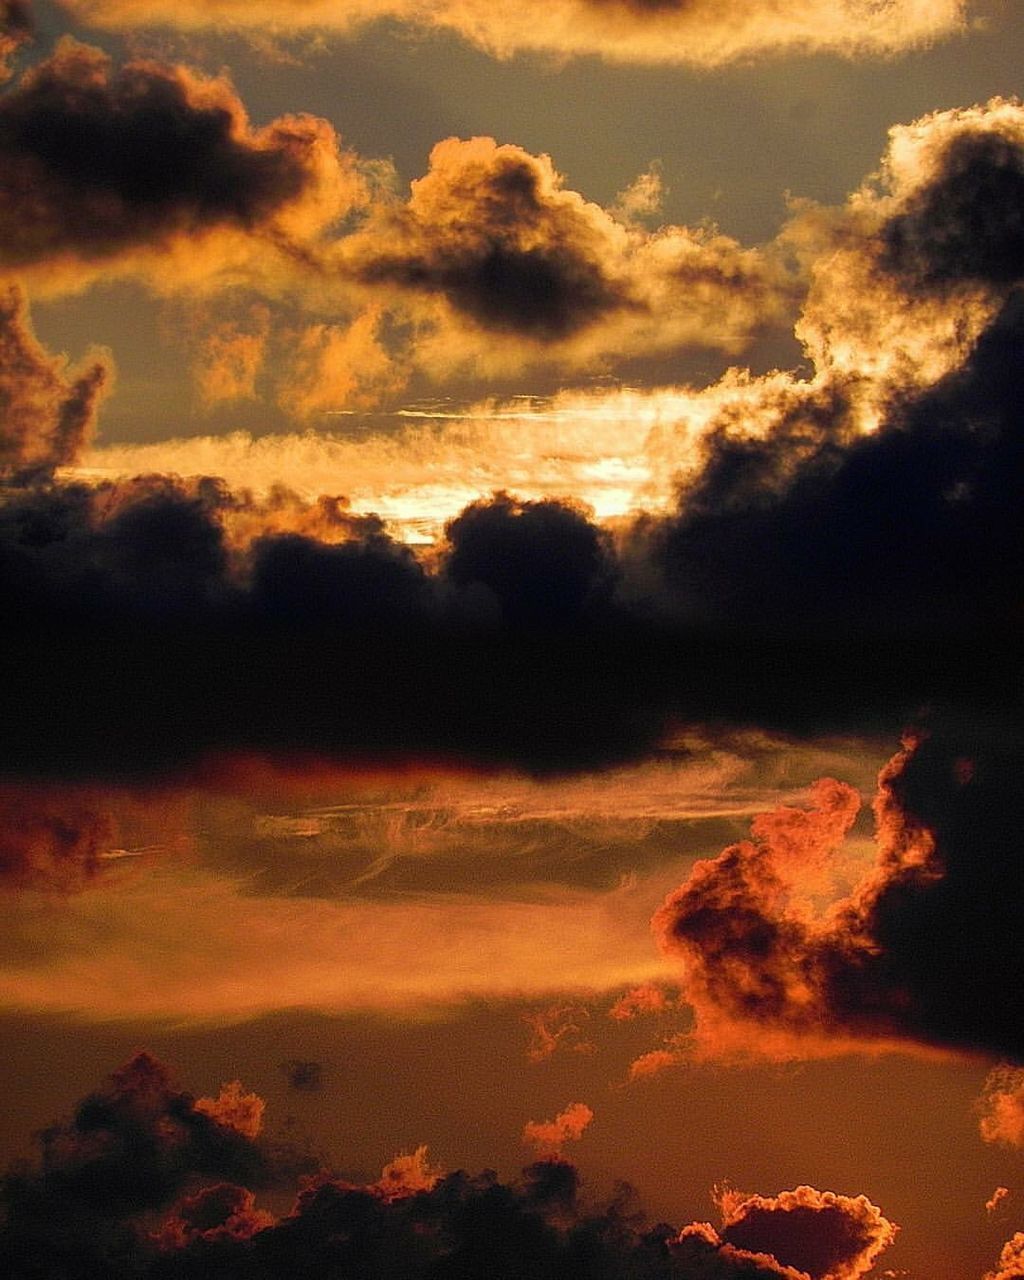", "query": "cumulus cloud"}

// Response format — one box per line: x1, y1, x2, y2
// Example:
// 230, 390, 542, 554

338, 136, 792, 375
522, 1101, 594, 1158
194, 1080, 265, 1140
655, 720, 1024, 1062
986, 1233, 1024, 1280
0, 38, 358, 294
987, 1187, 1011, 1215
0, 1054, 902, 1280
54, 0, 969, 66
713, 1186, 897, 1280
